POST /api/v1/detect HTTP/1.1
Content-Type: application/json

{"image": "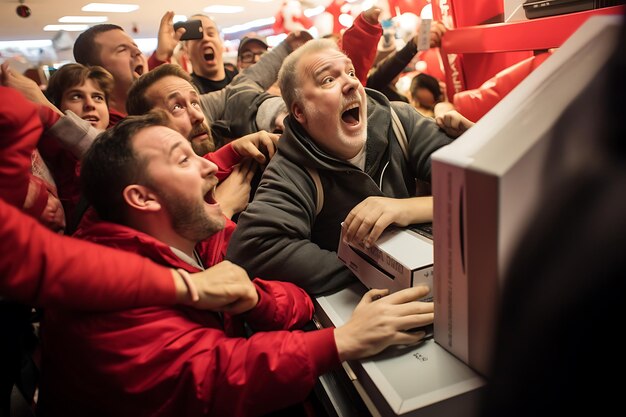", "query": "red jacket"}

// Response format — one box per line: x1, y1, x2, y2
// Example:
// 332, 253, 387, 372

0, 86, 176, 309
339, 13, 382, 86
40, 221, 340, 417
